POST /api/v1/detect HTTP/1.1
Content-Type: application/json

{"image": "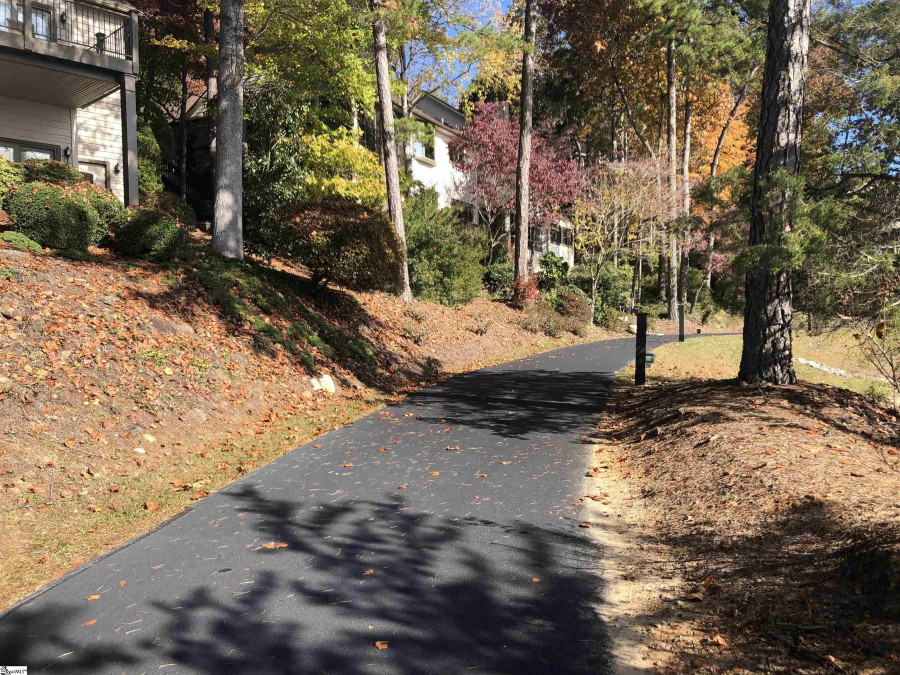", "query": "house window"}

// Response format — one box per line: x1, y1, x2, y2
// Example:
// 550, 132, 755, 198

413, 123, 435, 162
0, 139, 59, 162
1, 3, 53, 38
79, 161, 109, 188
561, 227, 574, 247
30, 4, 53, 39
